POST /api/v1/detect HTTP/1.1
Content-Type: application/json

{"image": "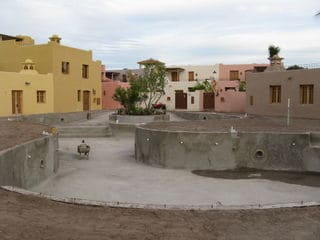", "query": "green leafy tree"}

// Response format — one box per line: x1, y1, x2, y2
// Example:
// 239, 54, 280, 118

190, 80, 214, 92
112, 77, 142, 114
238, 81, 246, 91
268, 45, 280, 58
137, 62, 167, 113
